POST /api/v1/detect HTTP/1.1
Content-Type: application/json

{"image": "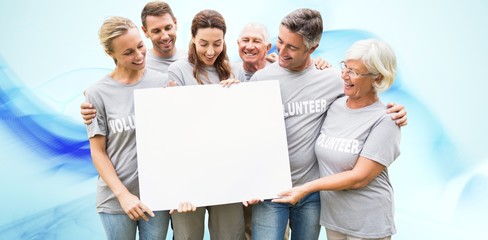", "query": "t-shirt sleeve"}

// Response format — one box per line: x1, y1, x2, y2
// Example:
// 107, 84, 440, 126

360, 115, 401, 167
85, 89, 107, 138
231, 63, 246, 82
160, 72, 169, 87
236, 68, 246, 82
168, 62, 185, 86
